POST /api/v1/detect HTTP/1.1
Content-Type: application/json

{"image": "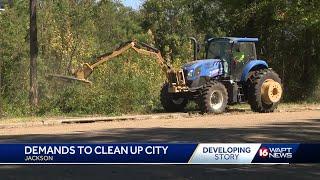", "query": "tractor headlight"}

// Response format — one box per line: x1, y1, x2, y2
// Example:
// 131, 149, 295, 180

187, 67, 201, 79
187, 69, 194, 78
